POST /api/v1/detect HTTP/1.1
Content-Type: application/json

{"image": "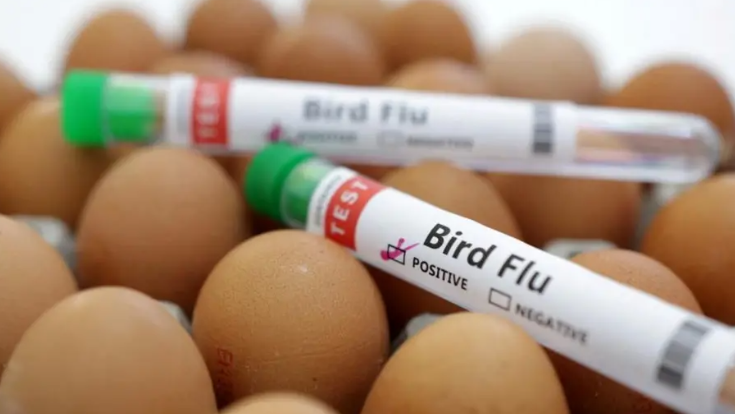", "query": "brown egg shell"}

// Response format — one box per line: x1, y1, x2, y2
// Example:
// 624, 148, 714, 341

641, 173, 735, 325
383, 0, 477, 70
487, 173, 641, 248
192, 230, 389, 413
76, 147, 249, 314
222, 392, 339, 414
257, 14, 386, 86
486, 26, 602, 104
0, 96, 112, 228
0, 215, 78, 377
0, 287, 217, 414
185, 0, 278, 66
63, 9, 167, 73
362, 312, 569, 414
